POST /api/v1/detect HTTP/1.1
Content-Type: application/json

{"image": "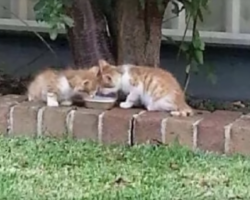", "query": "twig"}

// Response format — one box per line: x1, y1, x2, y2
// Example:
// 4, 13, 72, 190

183, 10, 199, 93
